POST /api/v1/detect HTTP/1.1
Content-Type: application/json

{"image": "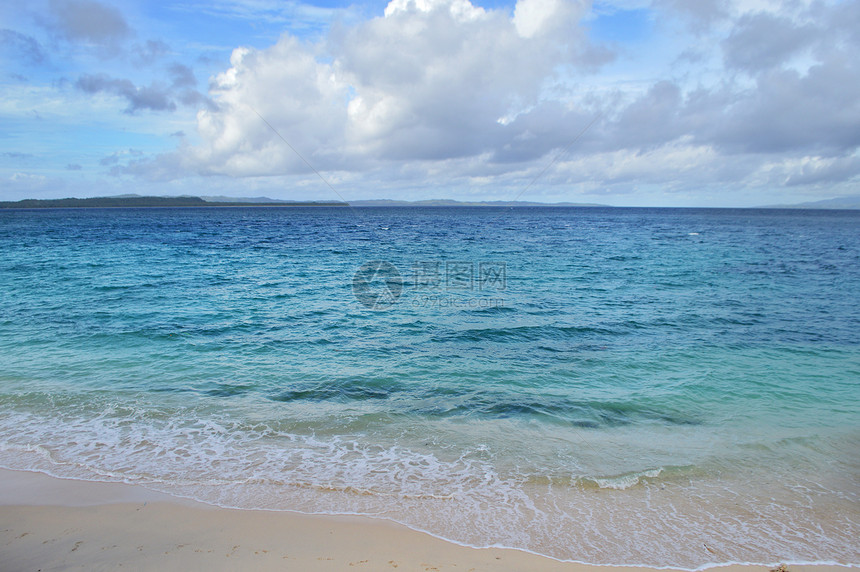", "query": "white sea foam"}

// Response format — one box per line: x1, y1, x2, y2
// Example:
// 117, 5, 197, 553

585, 468, 663, 489
0, 404, 857, 569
